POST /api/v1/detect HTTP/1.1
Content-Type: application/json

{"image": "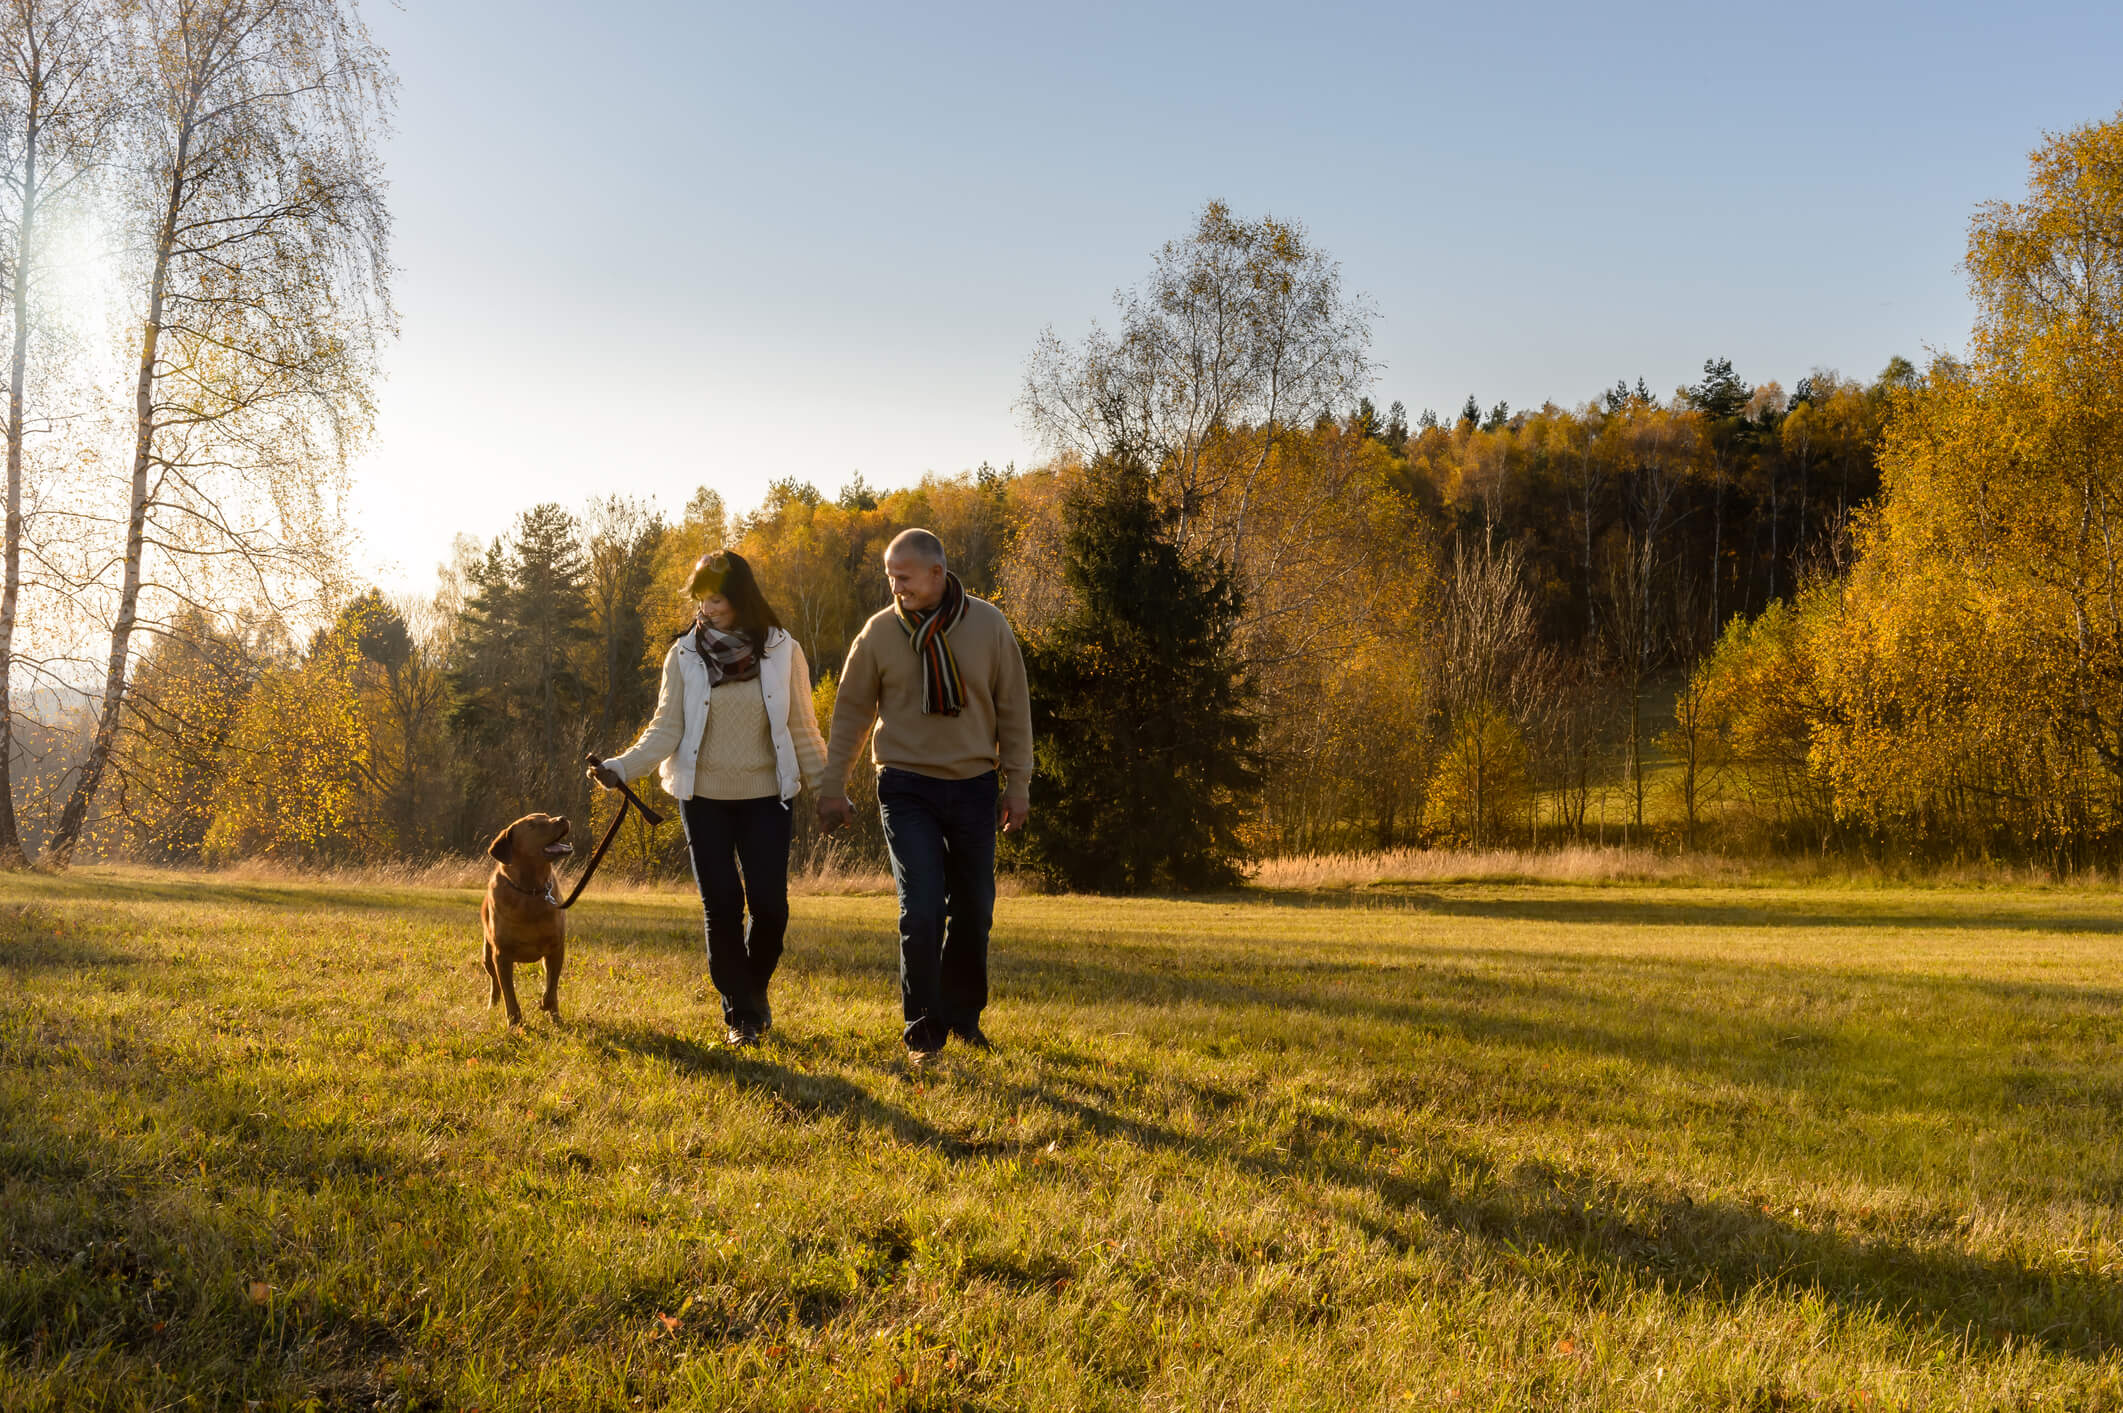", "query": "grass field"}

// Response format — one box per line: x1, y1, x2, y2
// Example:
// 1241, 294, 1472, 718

5, 866, 2123, 1409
